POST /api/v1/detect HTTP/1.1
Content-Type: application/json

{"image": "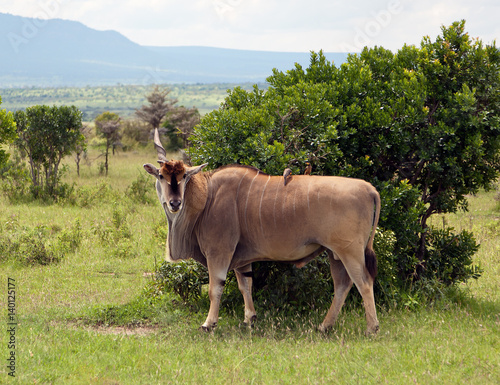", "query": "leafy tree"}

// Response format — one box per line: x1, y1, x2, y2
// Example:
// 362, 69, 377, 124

95, 112, 122, 176
164, 106, 200, 149
13, 105, 83, 199
186, 21, 499, 307
121, 119, 150, 148
0, 95, 17, 170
